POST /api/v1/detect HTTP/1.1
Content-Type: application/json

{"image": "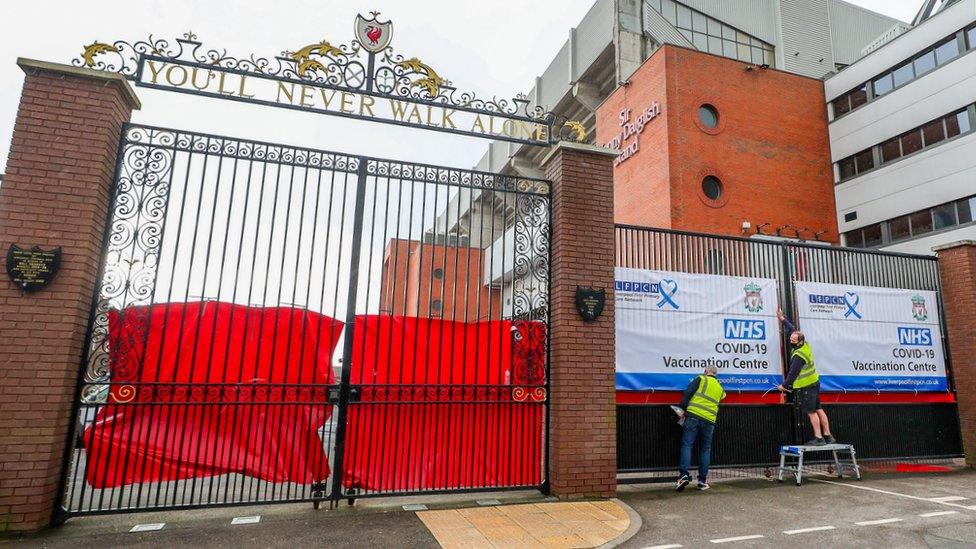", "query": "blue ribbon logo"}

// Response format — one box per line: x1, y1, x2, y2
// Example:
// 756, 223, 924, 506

657, 279, 680, 309
843, 292, 862, 319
